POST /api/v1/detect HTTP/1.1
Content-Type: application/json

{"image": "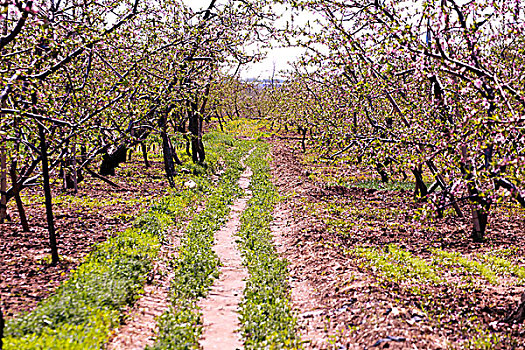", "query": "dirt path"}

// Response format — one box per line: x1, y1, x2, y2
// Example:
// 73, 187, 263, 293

106, 284, 169, 349
198, 158, 253, 349
105, 229, 181, 349
271, 202, 329, 348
